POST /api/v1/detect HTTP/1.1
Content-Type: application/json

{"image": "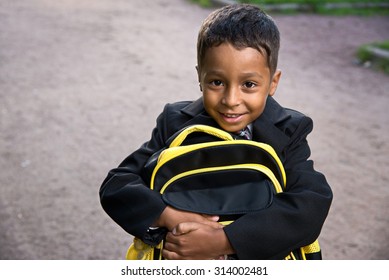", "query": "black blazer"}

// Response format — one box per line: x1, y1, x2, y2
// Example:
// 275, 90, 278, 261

100, 97, 333, 259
